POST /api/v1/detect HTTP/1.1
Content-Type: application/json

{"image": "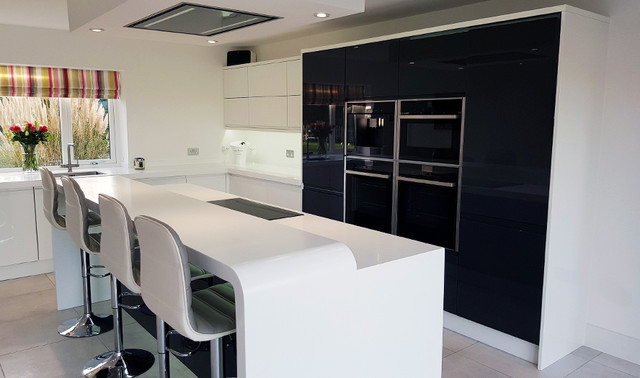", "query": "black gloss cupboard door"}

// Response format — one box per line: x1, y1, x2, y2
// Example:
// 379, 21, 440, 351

457, 216, 546, 344
302, 48, 346, 221
457, 14, 561, 345
345, 40, 399, 100
398, 29, 468, 97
